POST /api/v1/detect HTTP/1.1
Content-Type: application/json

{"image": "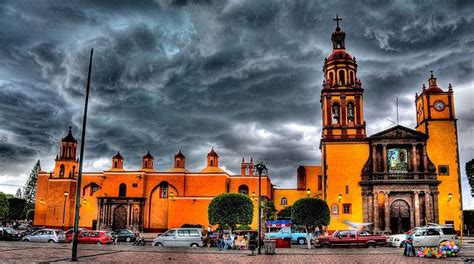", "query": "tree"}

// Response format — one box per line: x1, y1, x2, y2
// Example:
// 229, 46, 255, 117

15, 188, 22, 198
208, 193, 253, 233
277, 206, 292, 220
292, 198, 330, 249
23, 160, 40, 211
26, 209, 35, 221
0, 192, 11, 221
7, 197, 26, 220
262, 199, 277, 221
